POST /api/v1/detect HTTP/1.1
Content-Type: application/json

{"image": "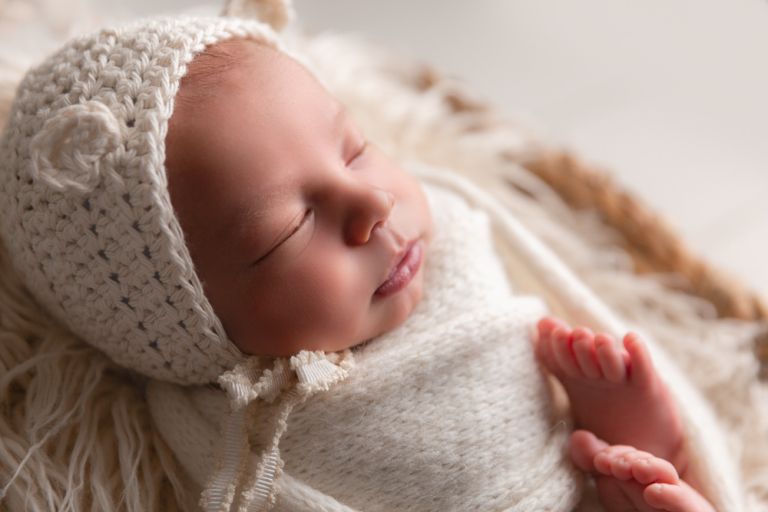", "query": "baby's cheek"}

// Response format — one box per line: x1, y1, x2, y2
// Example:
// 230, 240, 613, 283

310, 272, 361, 319
302, 267, 370, 344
